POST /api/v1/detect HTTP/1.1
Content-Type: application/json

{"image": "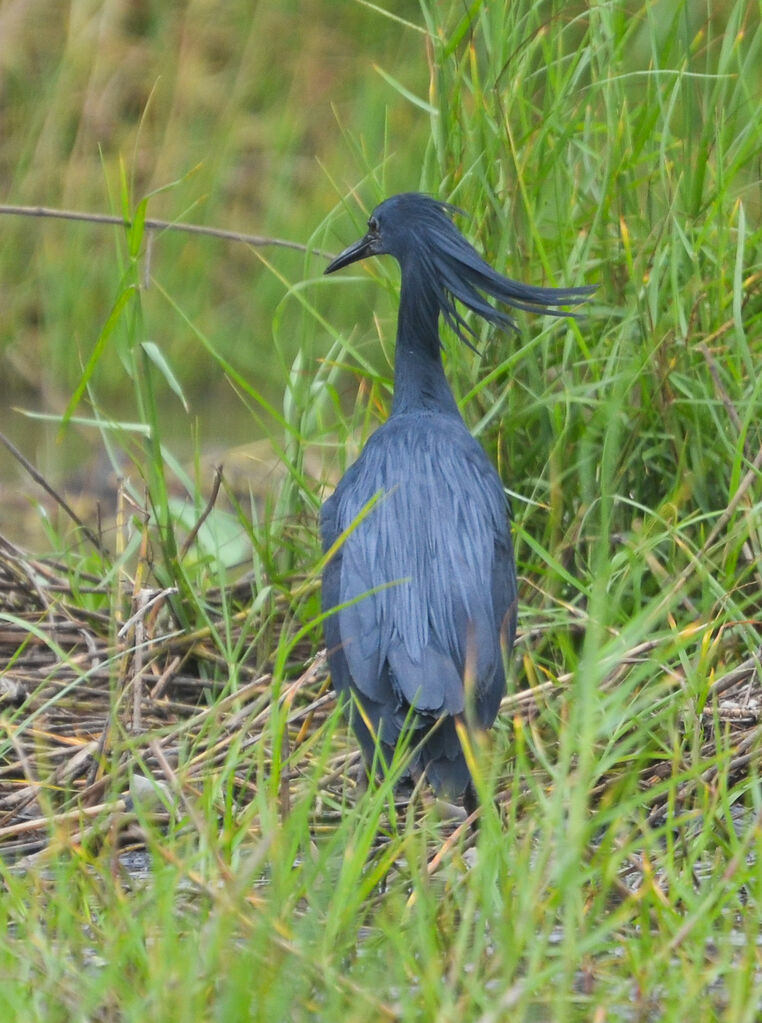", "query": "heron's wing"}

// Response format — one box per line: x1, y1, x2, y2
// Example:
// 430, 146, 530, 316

325, 417, 512, 733
321, 490, 393, 759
